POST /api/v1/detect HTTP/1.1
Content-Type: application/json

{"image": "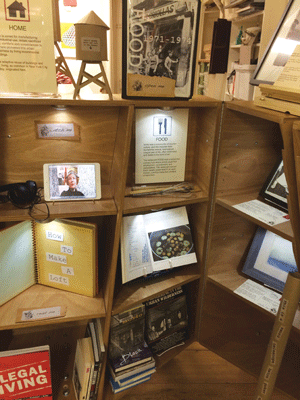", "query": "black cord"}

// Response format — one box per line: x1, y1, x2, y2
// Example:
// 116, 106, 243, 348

11, 188, 50, 222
